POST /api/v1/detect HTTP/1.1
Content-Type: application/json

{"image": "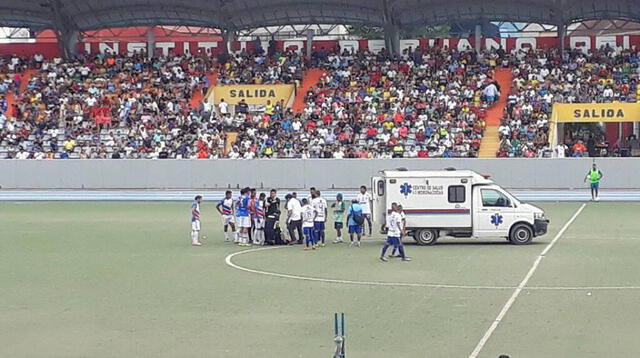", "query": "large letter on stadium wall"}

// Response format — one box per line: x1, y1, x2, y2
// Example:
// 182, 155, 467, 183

485, 38, 507, 51
283, 41, 304, 54
570, 36, 591, 54
98, 42, 119, 54
368, 40, 386, 53
198, 41, 218, 54
399, 40, 420, 54
515, 38, 537, 51
595, 36, 617, 51
127, 42, 146, 55
339, 40, 359, 53
210, 84, 295, 105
